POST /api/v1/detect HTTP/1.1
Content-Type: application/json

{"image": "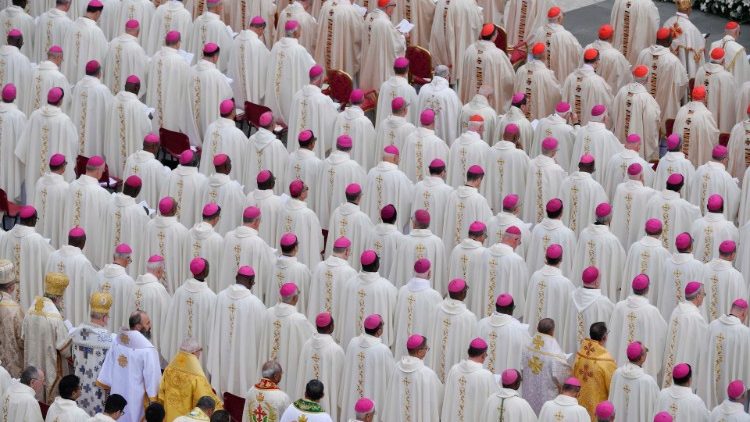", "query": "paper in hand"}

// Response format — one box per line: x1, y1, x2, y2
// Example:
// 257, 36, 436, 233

396, 19, 414, 34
